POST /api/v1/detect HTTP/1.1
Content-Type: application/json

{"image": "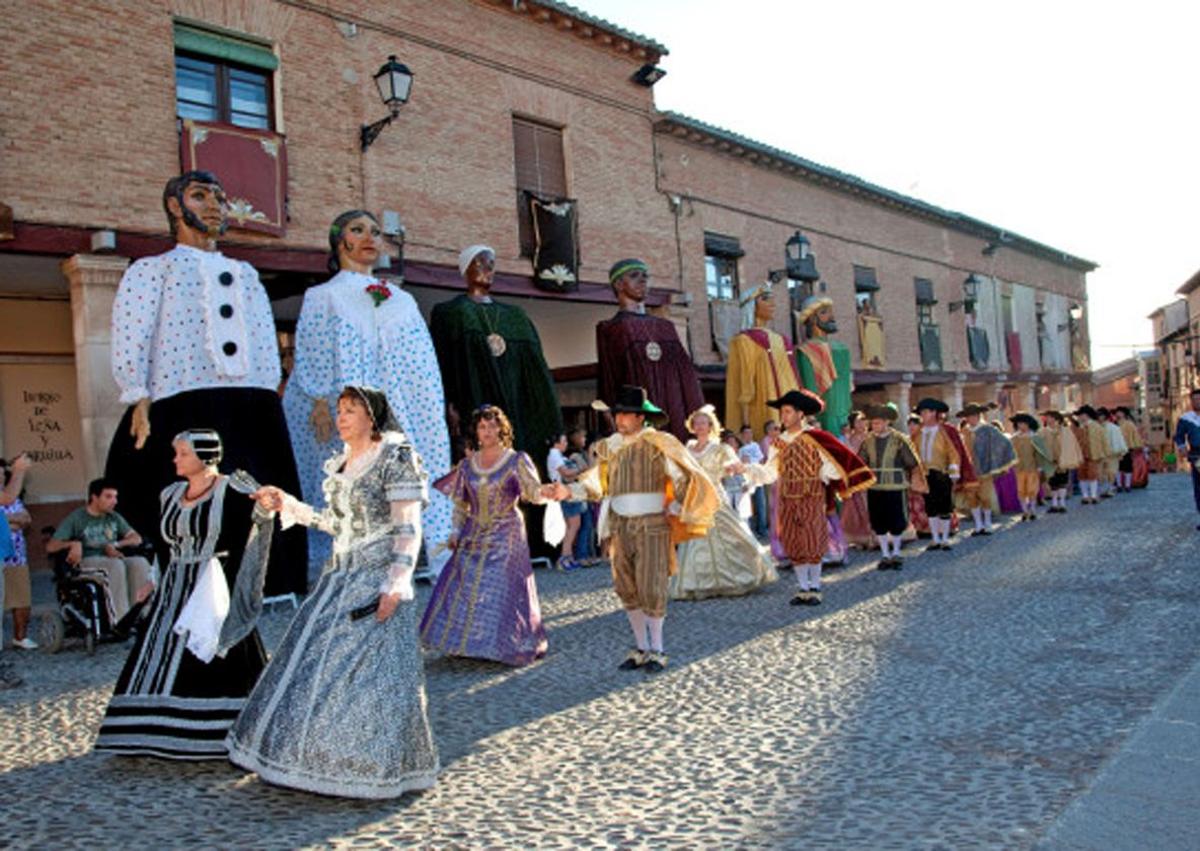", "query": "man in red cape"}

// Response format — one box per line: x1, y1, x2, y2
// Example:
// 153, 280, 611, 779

748, 389, 874, 605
